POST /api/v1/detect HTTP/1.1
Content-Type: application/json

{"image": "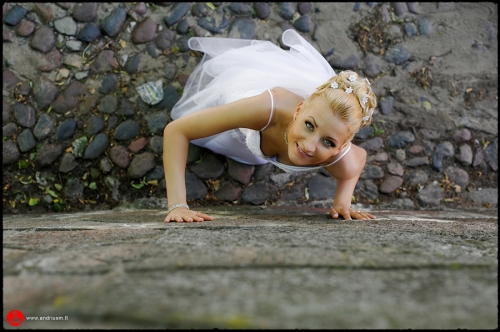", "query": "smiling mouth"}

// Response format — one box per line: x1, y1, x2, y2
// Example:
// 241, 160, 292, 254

296, 143, 312, 158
